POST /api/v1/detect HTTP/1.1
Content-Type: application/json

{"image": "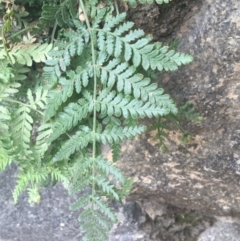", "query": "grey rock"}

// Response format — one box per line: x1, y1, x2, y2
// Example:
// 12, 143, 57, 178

119, 0, 240, 218
0, 166, 81, 241
198, 221, 240, 241
1, 0, 240, 240
0, 166, 151, 241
